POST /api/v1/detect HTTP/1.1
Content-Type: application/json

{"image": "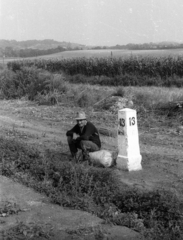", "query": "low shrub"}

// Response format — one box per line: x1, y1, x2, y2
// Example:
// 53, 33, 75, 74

113, 189, 181, 227
0, 66, 69, 101
0, 201, 22, 217
0, 66, 51, 100
0, 69, 18, 99
1, 222, 54, 239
